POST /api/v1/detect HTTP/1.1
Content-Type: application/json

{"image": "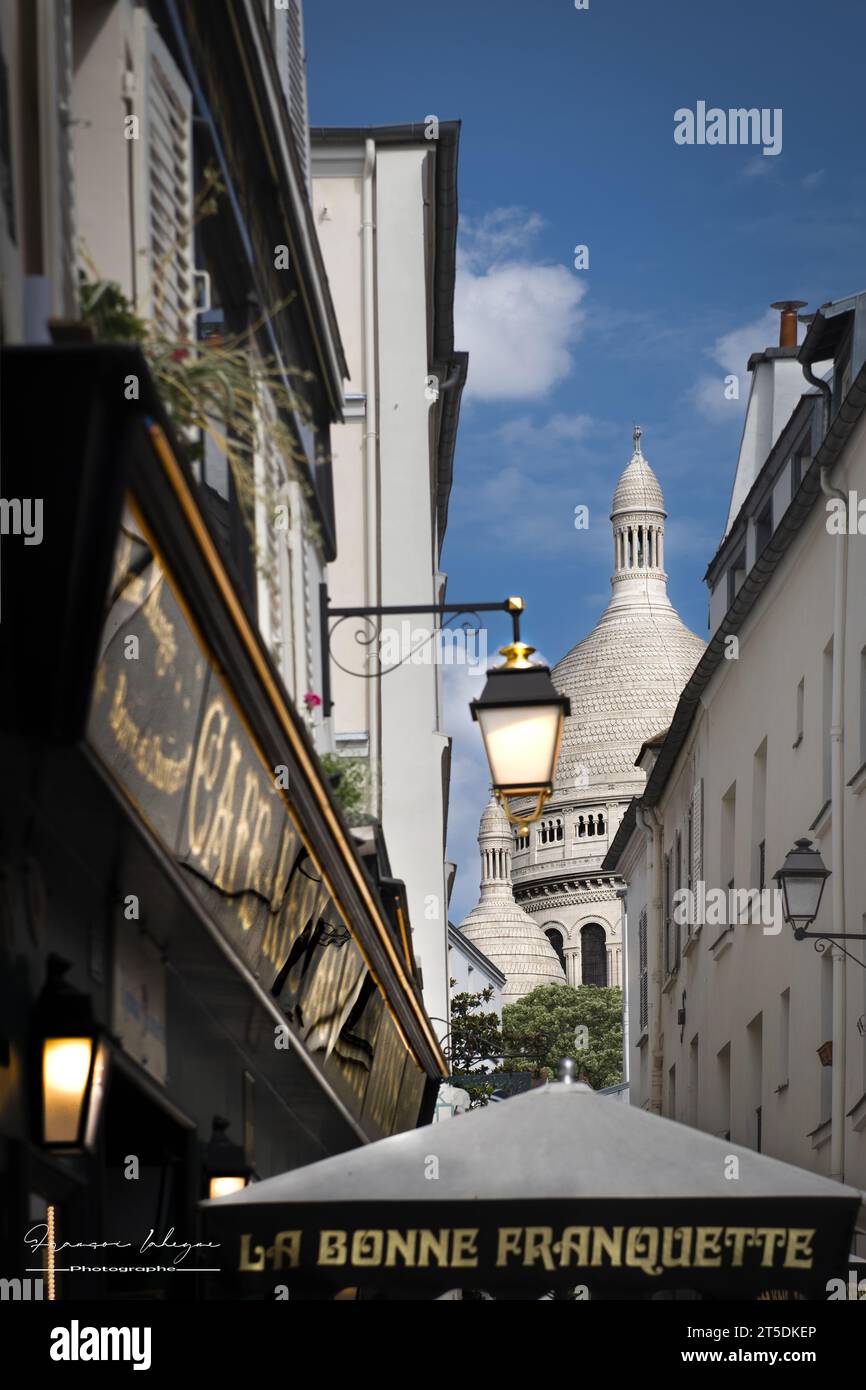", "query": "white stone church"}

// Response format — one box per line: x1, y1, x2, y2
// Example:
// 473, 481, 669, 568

458, 429, 705, 1001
